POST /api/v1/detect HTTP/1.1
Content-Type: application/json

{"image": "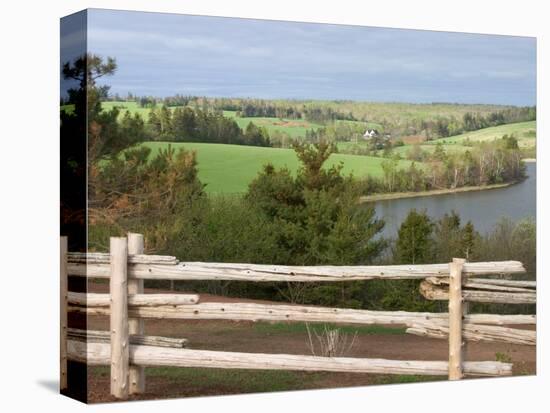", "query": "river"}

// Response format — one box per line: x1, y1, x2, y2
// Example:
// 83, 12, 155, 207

372, 162, 536, 238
